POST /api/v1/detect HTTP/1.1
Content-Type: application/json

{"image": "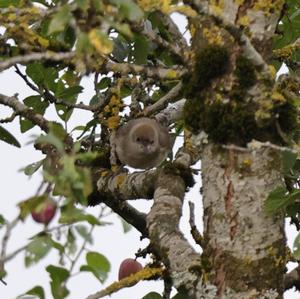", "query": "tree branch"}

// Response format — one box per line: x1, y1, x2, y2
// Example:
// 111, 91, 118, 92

0, 52, 75, 72
0, 93, 49, 132
284, 265, 300, 291
104, 61, 187, 80
143, 82, 183, 116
